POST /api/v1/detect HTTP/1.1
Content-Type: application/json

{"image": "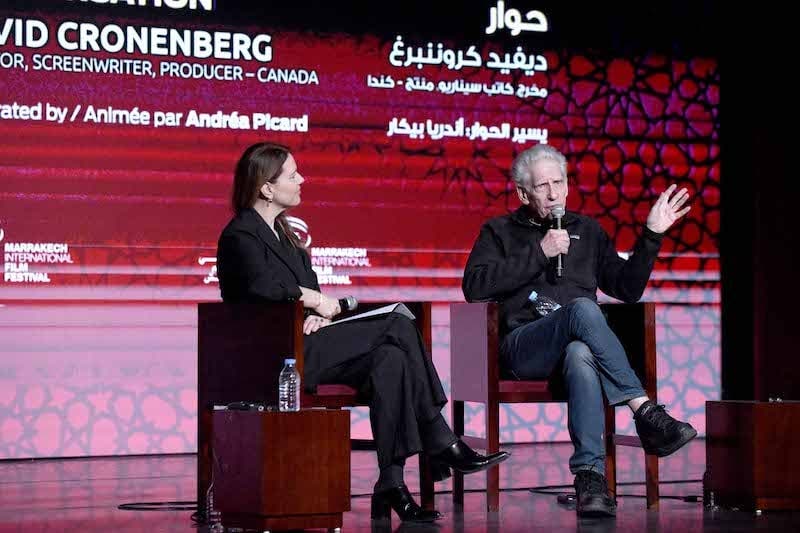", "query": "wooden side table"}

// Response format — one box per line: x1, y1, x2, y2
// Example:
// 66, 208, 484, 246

211, 408, 351, 530
706, 400, 800, 510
